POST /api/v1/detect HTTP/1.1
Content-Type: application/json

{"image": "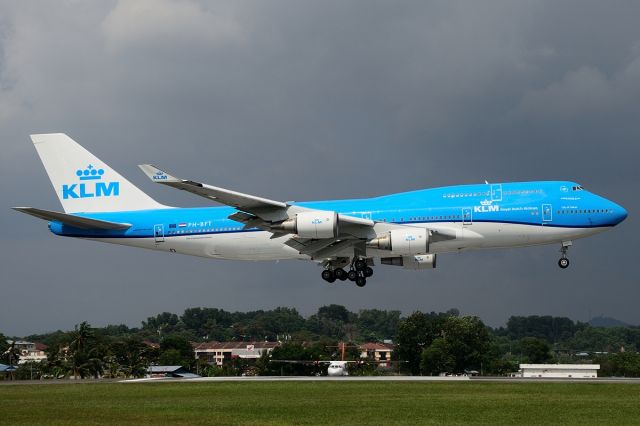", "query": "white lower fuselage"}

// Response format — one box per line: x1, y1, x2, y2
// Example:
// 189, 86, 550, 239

87, 221, 606, 262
